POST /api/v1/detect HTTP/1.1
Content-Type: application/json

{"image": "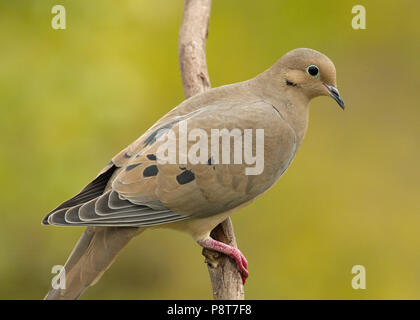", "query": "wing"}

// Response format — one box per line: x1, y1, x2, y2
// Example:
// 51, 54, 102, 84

41, 163, 117, 225
44, 101, 296, 227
